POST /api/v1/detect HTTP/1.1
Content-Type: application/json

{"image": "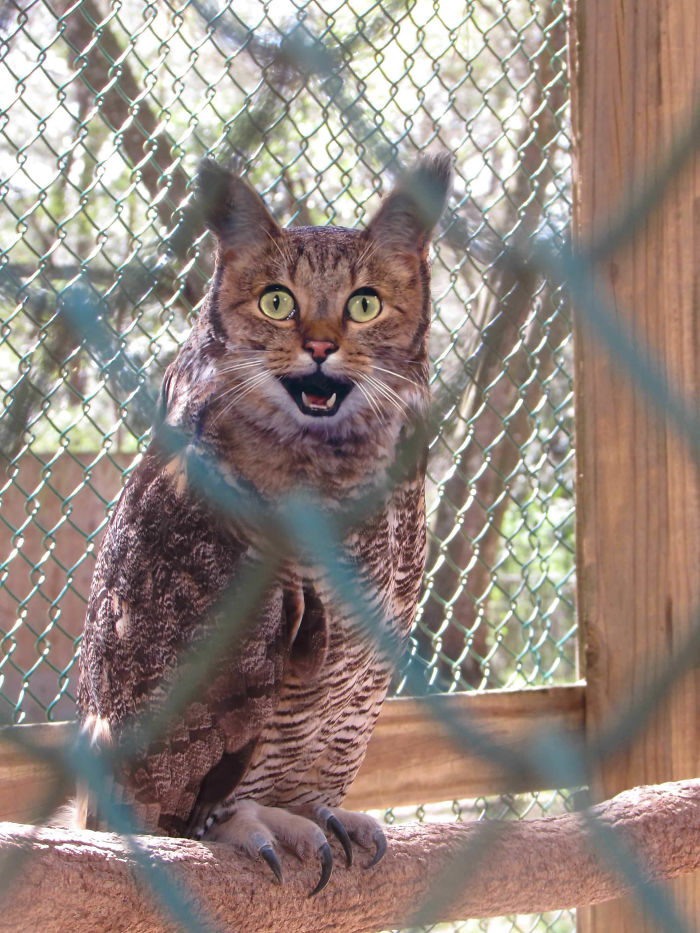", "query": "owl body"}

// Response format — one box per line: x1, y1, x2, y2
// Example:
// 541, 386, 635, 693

77, 157, 450, 846
234, 477, 426, 813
